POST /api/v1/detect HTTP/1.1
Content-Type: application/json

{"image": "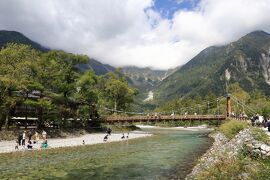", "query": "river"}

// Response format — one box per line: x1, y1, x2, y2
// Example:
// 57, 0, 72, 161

0, 128, 212, 179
